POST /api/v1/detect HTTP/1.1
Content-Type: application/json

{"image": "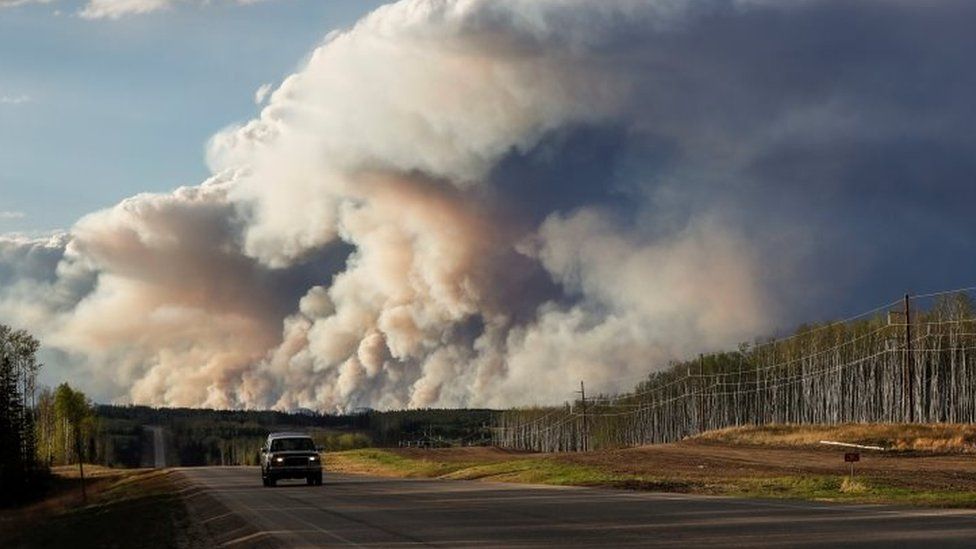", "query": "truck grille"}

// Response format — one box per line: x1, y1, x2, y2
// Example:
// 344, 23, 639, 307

283, 456, 309, 467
